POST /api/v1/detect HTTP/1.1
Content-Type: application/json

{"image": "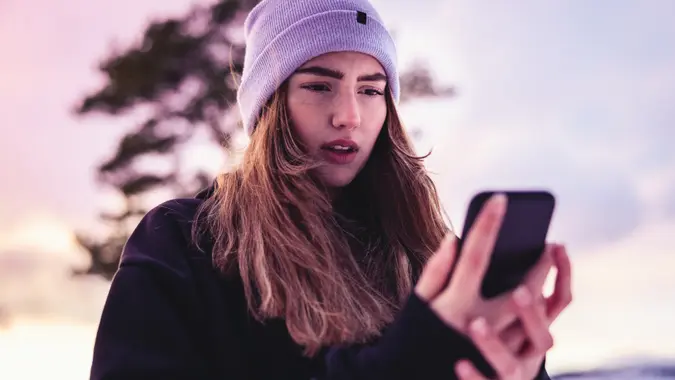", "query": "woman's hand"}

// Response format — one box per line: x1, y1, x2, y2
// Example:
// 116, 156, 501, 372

414, 194, 552, 335
454, 244, 573, 380
498, 244, 572, 353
